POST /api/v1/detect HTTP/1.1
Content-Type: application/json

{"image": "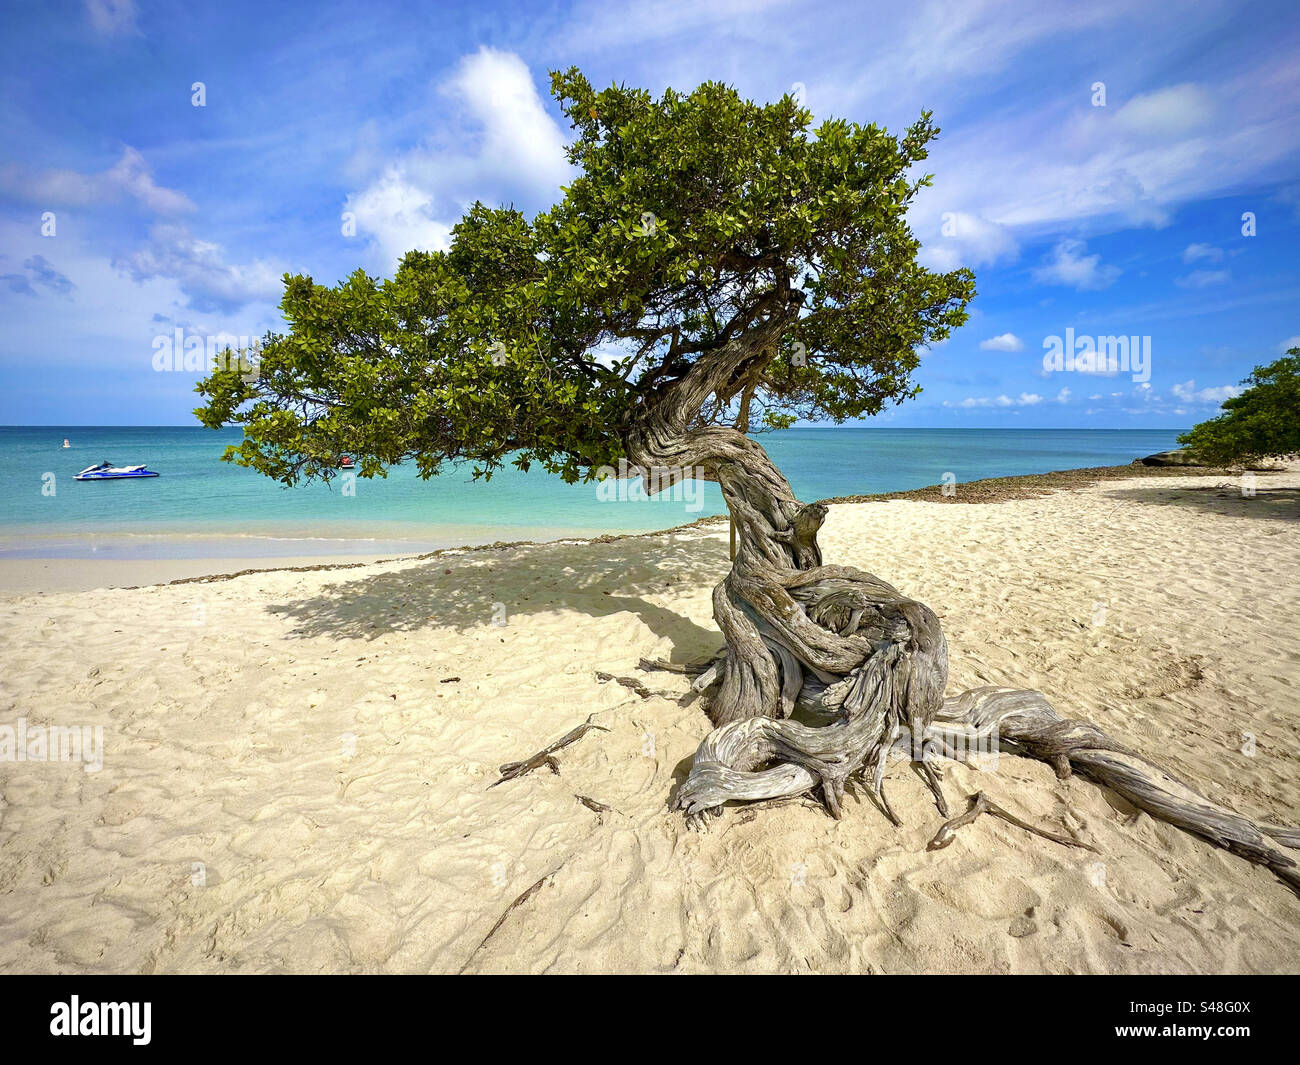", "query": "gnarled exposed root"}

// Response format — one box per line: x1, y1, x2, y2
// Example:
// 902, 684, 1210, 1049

948, 688, 1300, 892
928, 790, 1096, 852
916, 759, 949, 817
676, 660, 1300, 894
